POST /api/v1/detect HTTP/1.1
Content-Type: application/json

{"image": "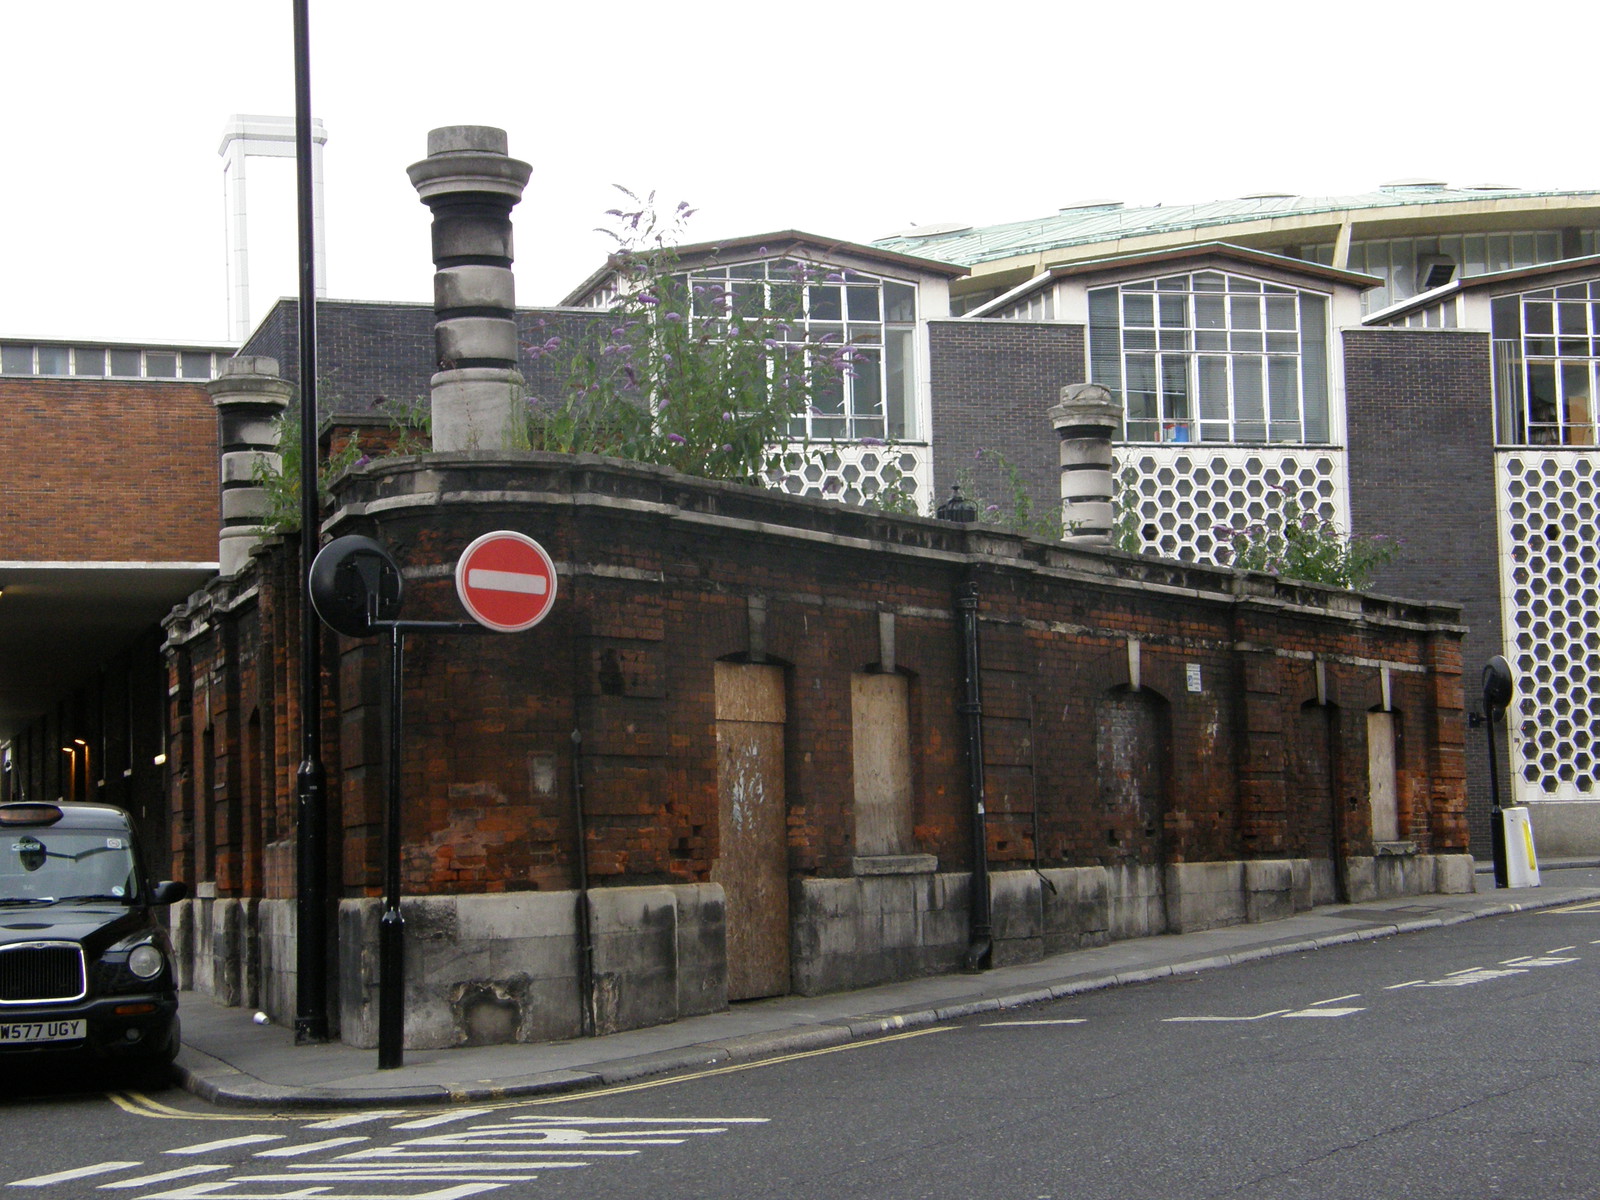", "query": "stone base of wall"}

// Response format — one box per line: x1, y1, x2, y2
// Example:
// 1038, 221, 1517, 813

337, 884, 725, 1050
172, 856, 1474, 1045
1524, 800, 1600, 858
